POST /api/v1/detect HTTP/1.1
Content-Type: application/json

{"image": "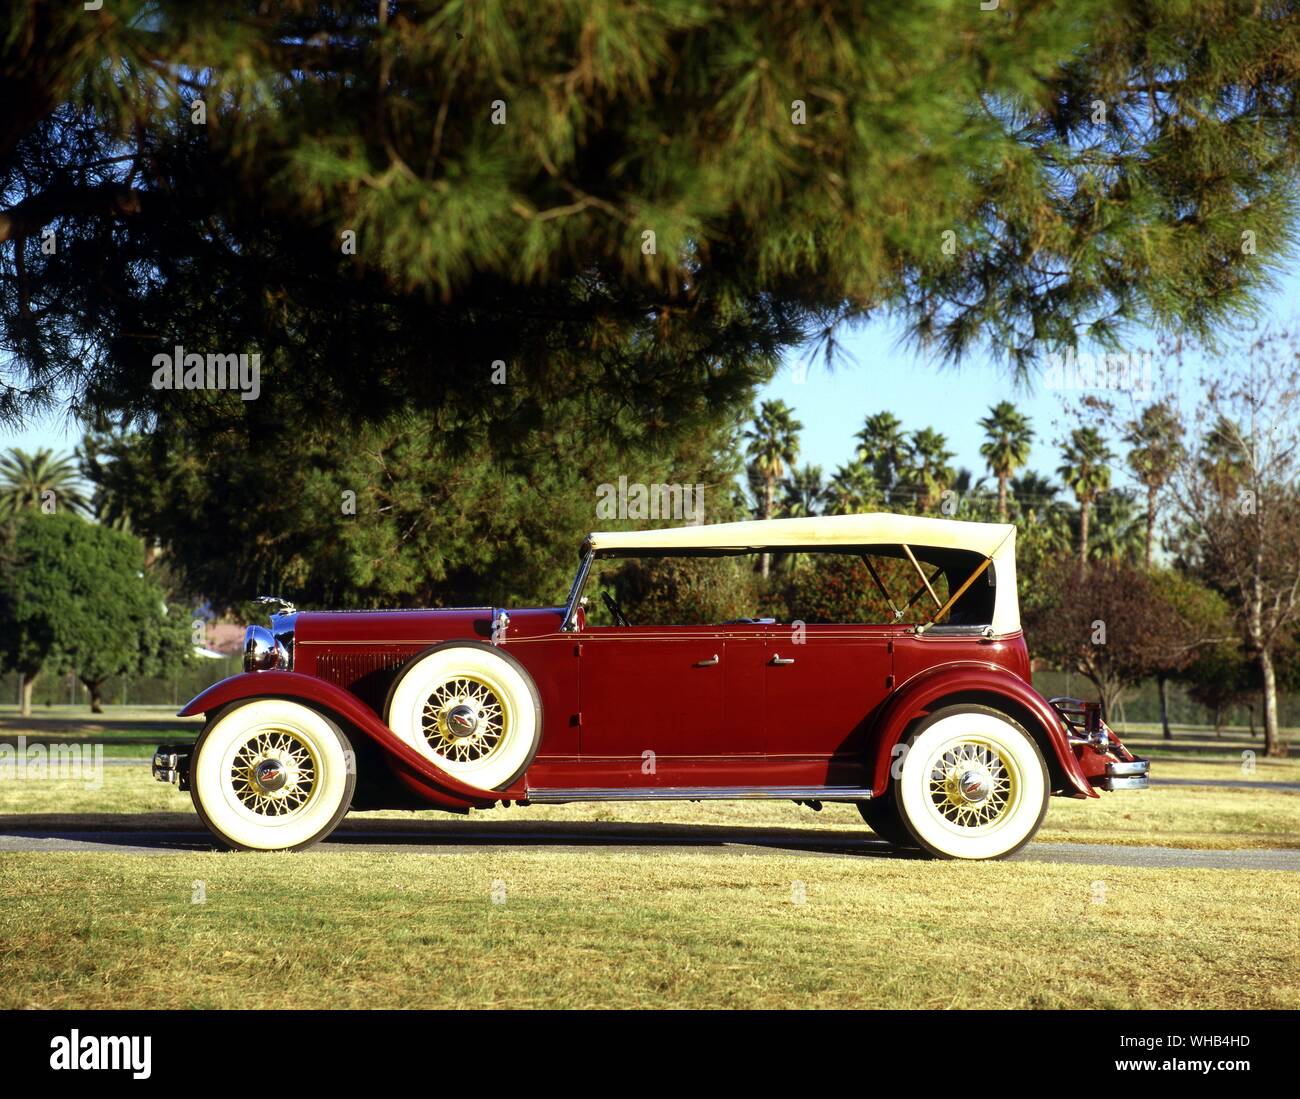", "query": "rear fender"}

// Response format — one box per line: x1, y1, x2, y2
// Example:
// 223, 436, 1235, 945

866, 662, 1096, 799
180, 671, 507, 809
